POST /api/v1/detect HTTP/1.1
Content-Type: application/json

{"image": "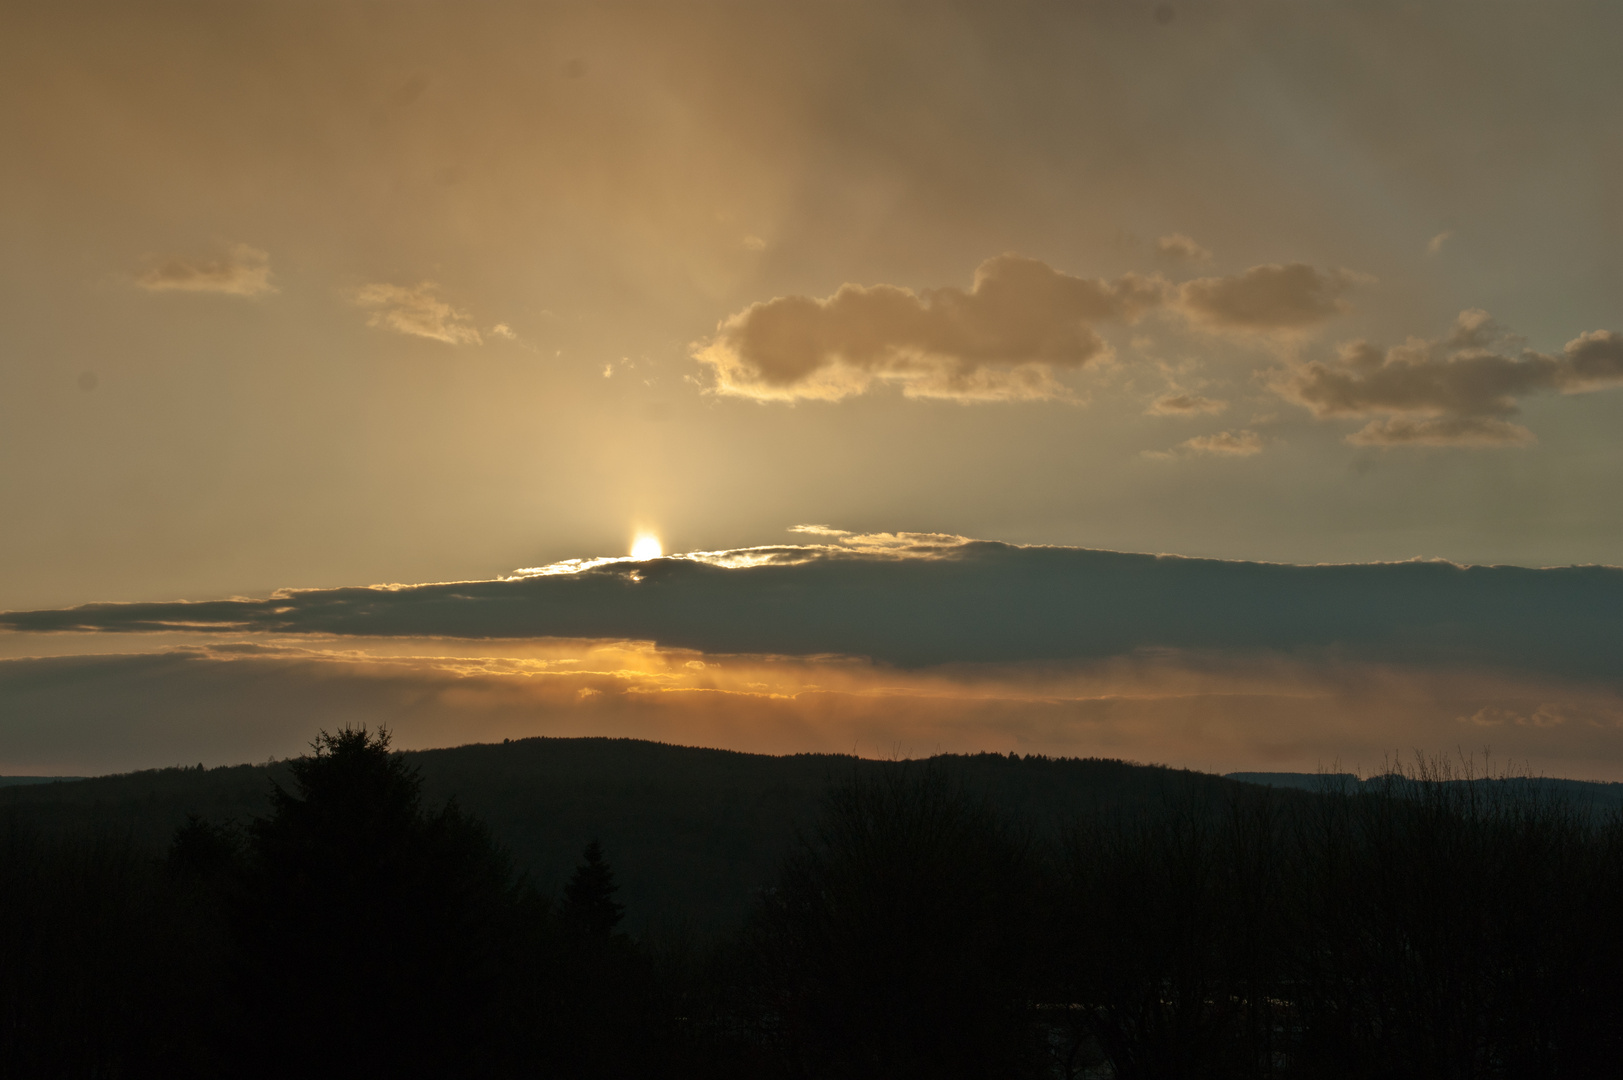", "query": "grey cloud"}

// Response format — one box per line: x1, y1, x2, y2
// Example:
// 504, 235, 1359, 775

3, 540, 1621, 683
694, 254, 1167, 403
135, 243, 275, 296
352, 282, 483, 345
1156, 233, 1212, 264
1146, 393, 1227, 416
1276, 311, 1623, 447
1177, 263, 1355, 331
